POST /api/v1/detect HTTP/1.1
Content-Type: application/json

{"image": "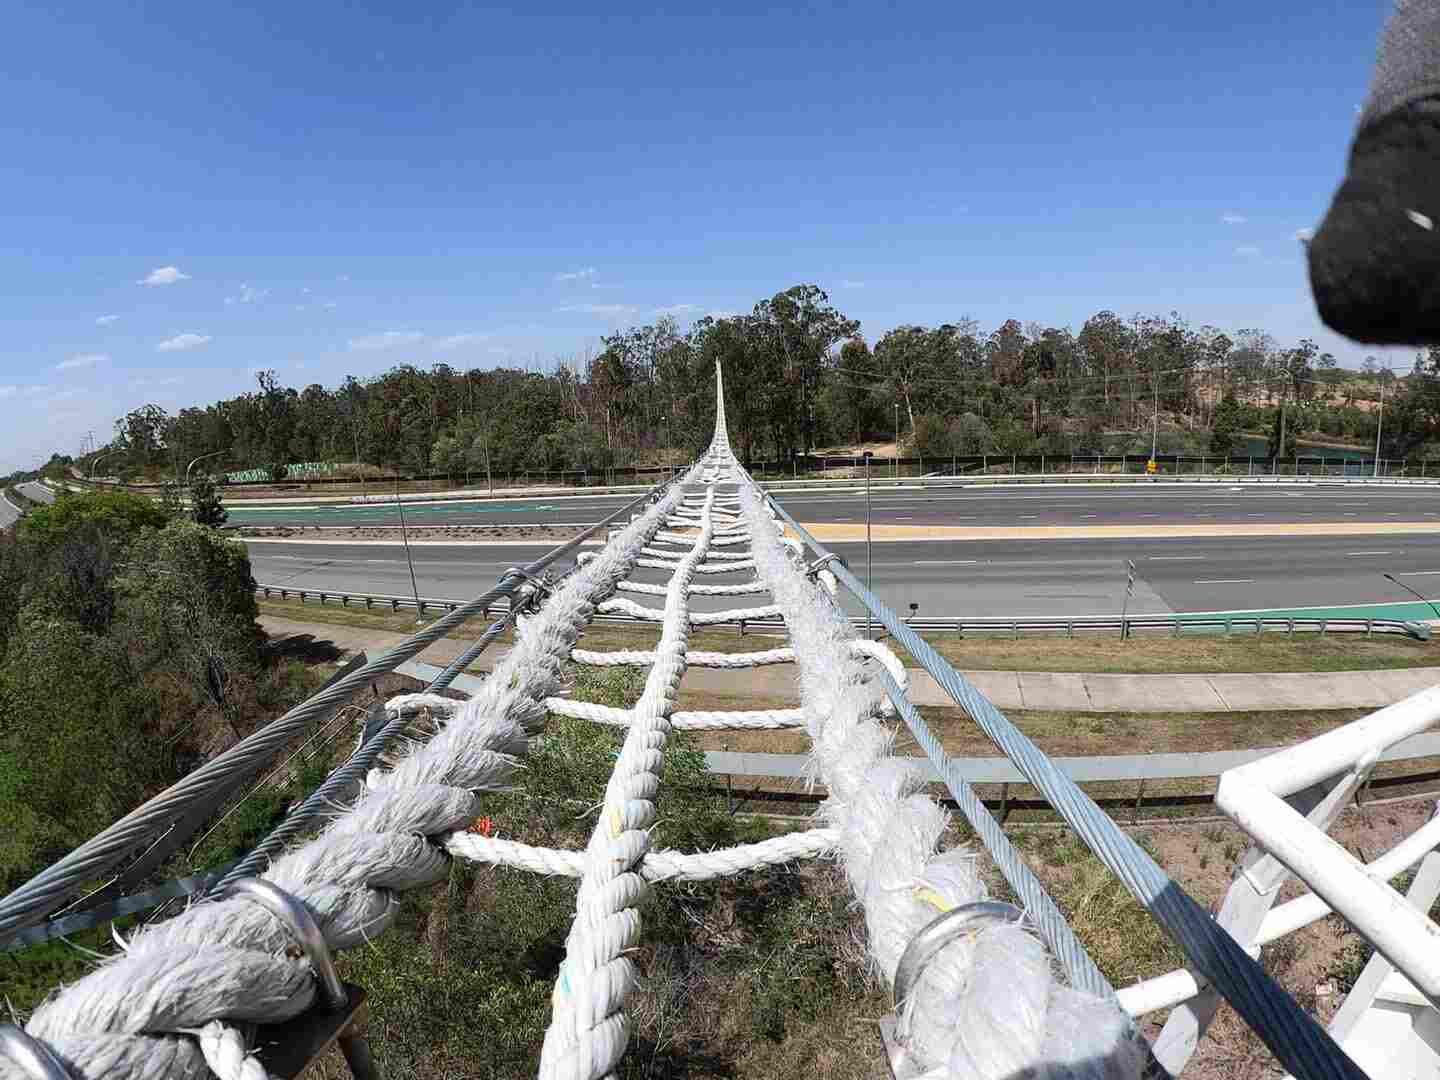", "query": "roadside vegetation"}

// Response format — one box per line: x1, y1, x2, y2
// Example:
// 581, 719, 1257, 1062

0, 489, 323, 905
